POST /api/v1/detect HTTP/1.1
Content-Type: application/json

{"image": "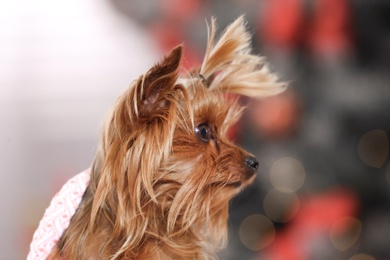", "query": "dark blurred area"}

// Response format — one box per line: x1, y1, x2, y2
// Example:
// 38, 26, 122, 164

2, 0, 390, 259
111, 0, 390, 259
